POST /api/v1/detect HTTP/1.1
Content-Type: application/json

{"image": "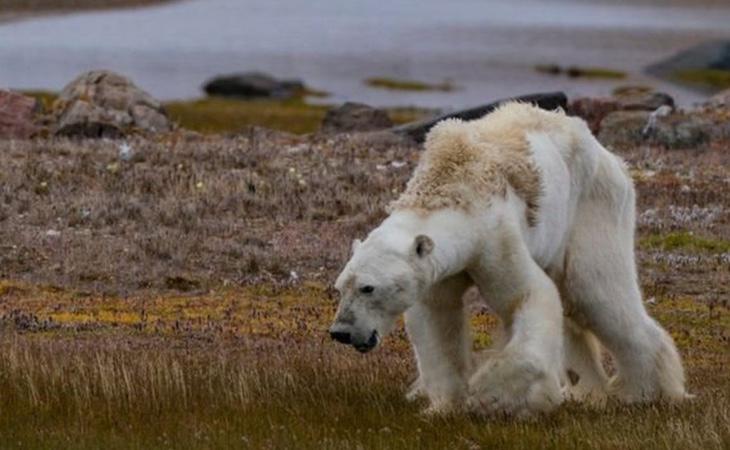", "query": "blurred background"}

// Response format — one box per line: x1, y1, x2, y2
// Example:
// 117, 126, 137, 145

2, 0, 730, 109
